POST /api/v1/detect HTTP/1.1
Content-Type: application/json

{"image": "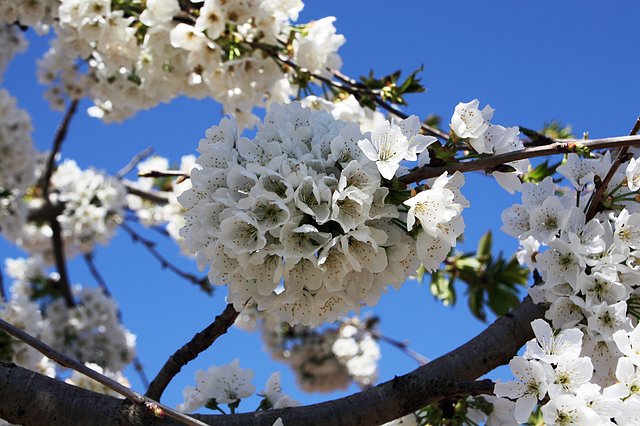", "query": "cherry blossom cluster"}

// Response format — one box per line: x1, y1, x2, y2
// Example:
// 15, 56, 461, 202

0, 25, 27, 82
0, 257, 55, 378
65, 362, 131, 398
491, 319, 640, 424
450, 99, 529, 194
125, 154, 195, 253
490, 148, 640, 422
179, 360, 298, 413
33, 0, 344, 127
300, 95, 386, 133
46, 286, 136, 371
179, 101, 465, 326
0, 89, 36, 241
1, 256, 136, 377
236, 304, 380, 392
10, 159, 126, 262
0, 0, 58, 31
